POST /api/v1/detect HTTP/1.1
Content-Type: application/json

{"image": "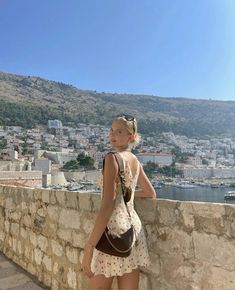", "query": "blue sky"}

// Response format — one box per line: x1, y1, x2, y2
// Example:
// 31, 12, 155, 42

0, 0, 235, 101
